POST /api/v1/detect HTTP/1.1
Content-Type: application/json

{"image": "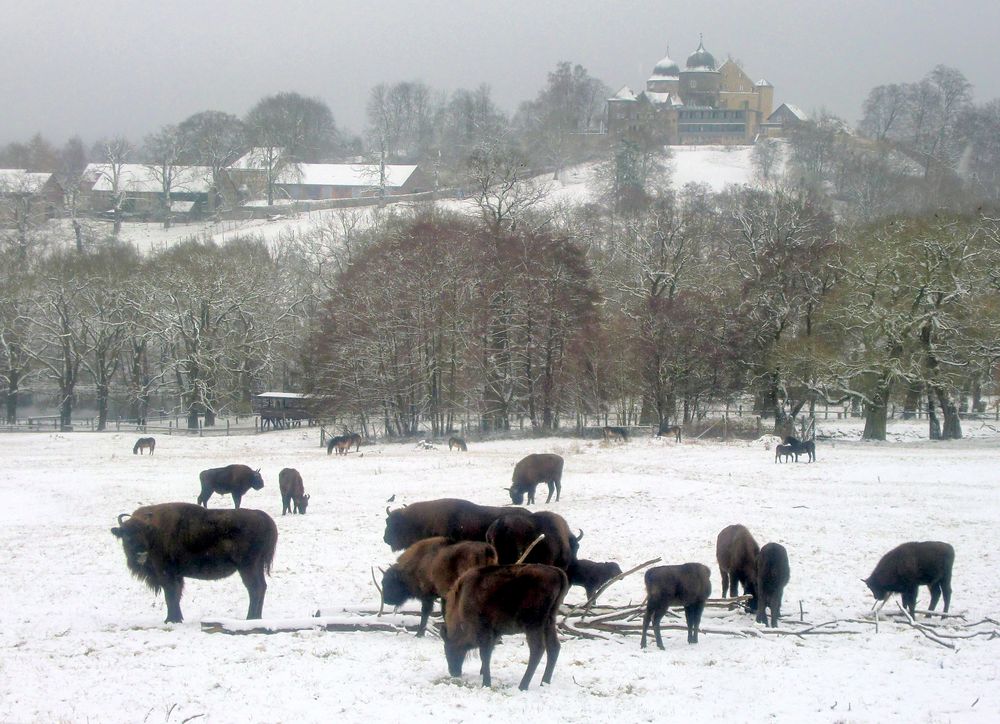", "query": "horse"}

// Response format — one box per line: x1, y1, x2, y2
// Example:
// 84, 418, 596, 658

449, 436, 468, 451
133, 437, 156, 455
